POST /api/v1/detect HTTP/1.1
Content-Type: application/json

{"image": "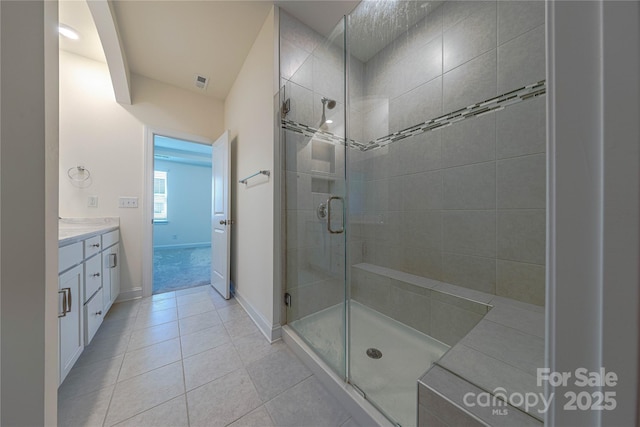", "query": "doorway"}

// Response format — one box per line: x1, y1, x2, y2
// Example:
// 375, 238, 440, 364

152, 135, 213, 294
